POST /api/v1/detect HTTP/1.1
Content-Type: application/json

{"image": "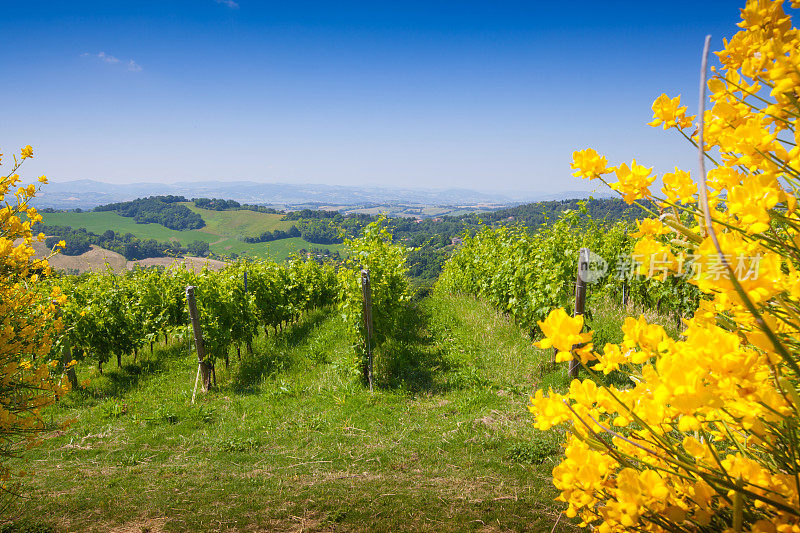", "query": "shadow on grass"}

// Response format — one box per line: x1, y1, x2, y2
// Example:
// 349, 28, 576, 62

65, 342, 188, 404
374, 303, 454, 394
231, 308, 332, 392
534, 358, 634, 394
